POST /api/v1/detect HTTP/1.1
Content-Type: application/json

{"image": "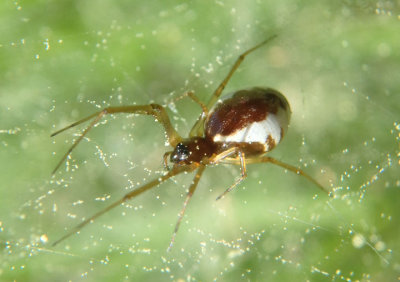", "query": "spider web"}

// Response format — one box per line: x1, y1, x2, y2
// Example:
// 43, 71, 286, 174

1, 0, 399, 281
